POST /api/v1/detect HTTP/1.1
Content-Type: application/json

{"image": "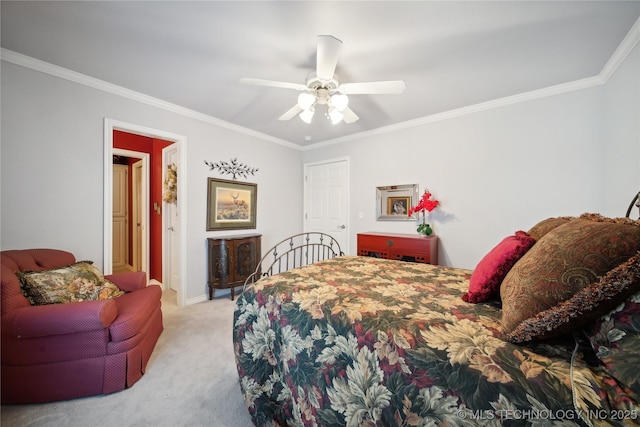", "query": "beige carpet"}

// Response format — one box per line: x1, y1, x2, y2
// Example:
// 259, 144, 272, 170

1, 290, 255, 427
